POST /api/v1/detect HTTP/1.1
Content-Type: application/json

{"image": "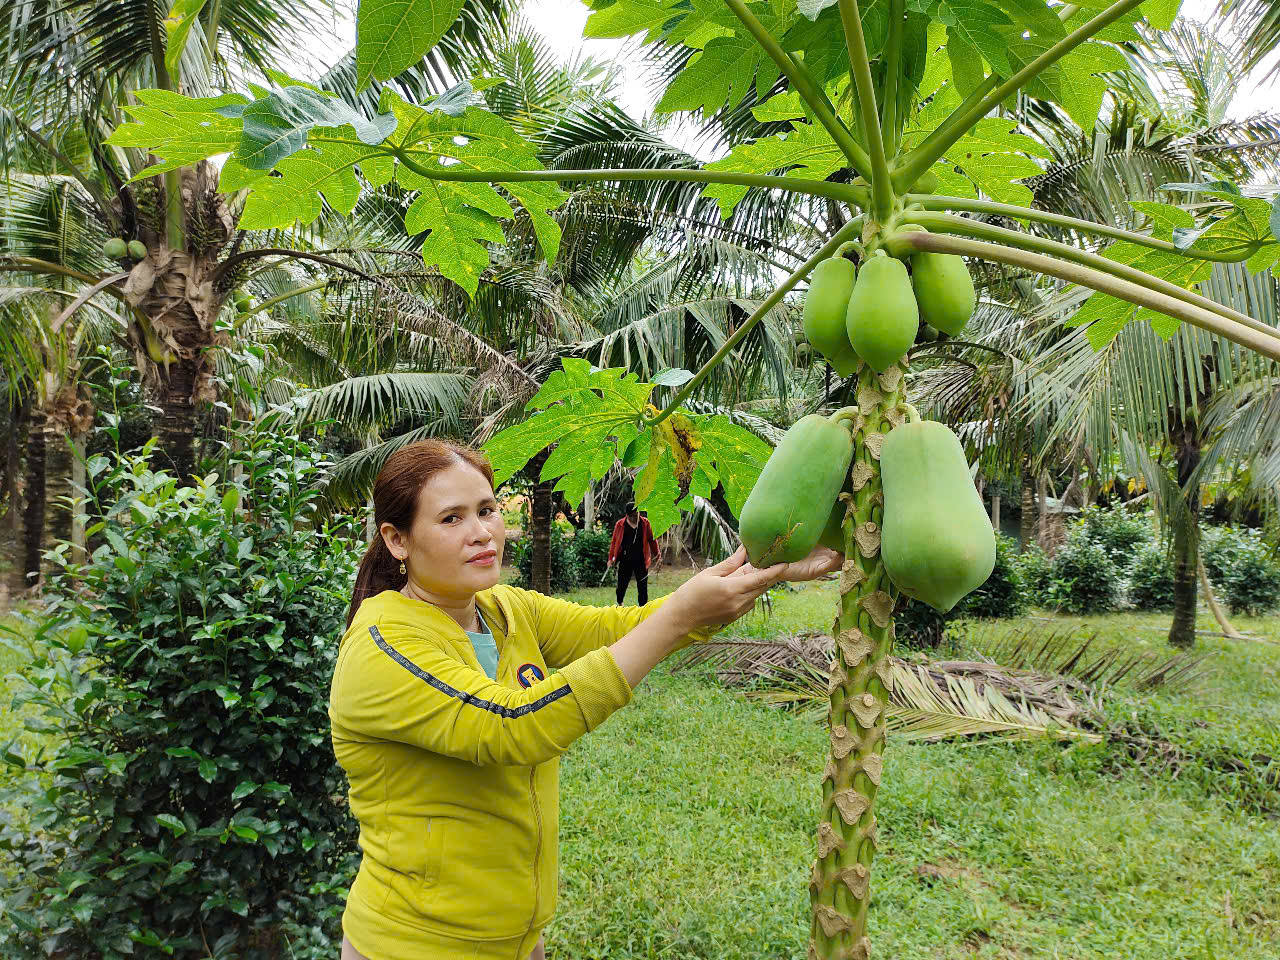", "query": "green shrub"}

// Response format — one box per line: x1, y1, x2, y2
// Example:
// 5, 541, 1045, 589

1013, 545, 1053, 607
1127, 542, 1176, 611
1077, 504, 1152, 571
0, 431, 360, 959
572, 526, 613, 585
509, 525, 579, 593
1203, 526, 1280, 616
1046, 534, 1123, 613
